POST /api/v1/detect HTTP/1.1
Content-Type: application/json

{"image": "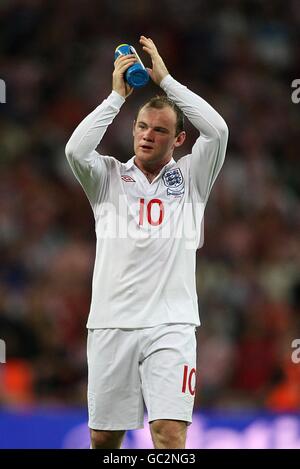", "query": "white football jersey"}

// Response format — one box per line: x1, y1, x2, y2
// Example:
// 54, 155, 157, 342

65, 75, 228, 328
